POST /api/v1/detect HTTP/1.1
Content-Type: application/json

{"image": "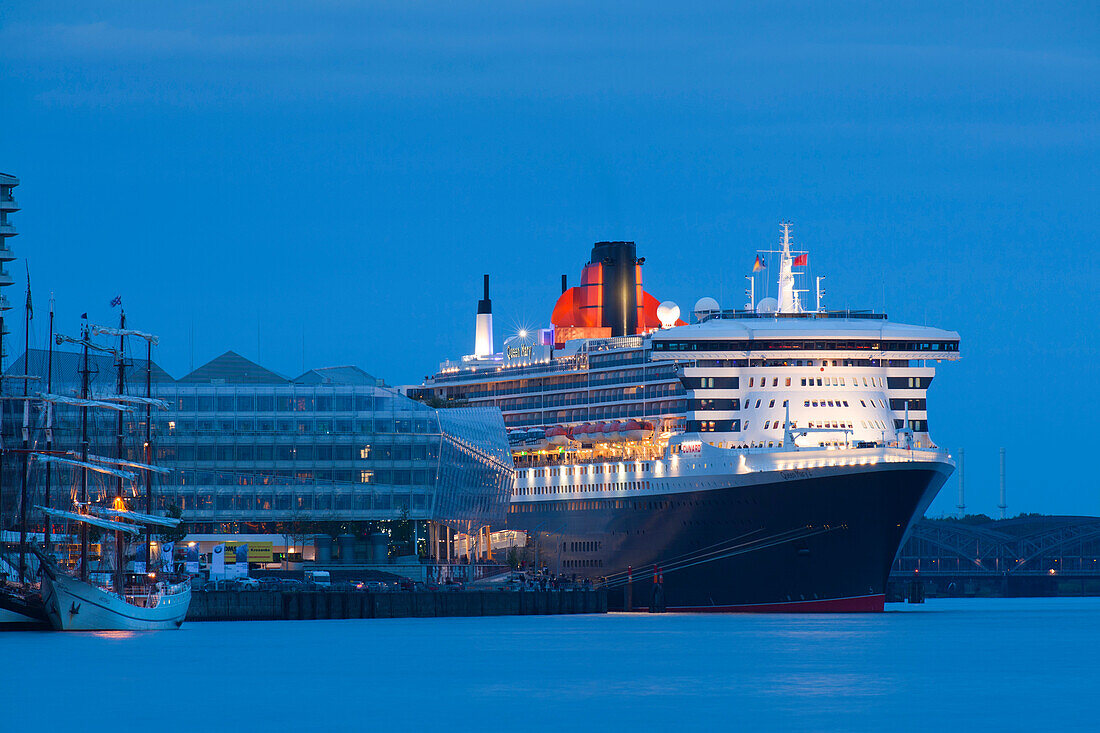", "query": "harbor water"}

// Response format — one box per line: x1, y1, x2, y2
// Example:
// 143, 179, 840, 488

3, 597, 1097, 732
